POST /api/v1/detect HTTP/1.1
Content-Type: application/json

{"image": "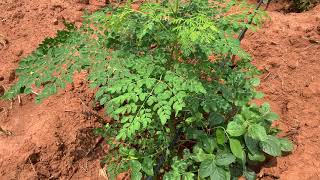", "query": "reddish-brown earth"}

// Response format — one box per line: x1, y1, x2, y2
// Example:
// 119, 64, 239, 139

243, 3, 320, 179
0, 1, 109, 179
0, 0, 319, 179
